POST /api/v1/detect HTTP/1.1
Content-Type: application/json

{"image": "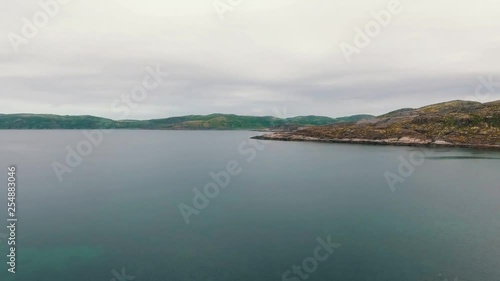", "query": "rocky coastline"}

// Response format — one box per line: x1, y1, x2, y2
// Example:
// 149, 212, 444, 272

252, 132, 500, 150
252, 100, 500, 150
